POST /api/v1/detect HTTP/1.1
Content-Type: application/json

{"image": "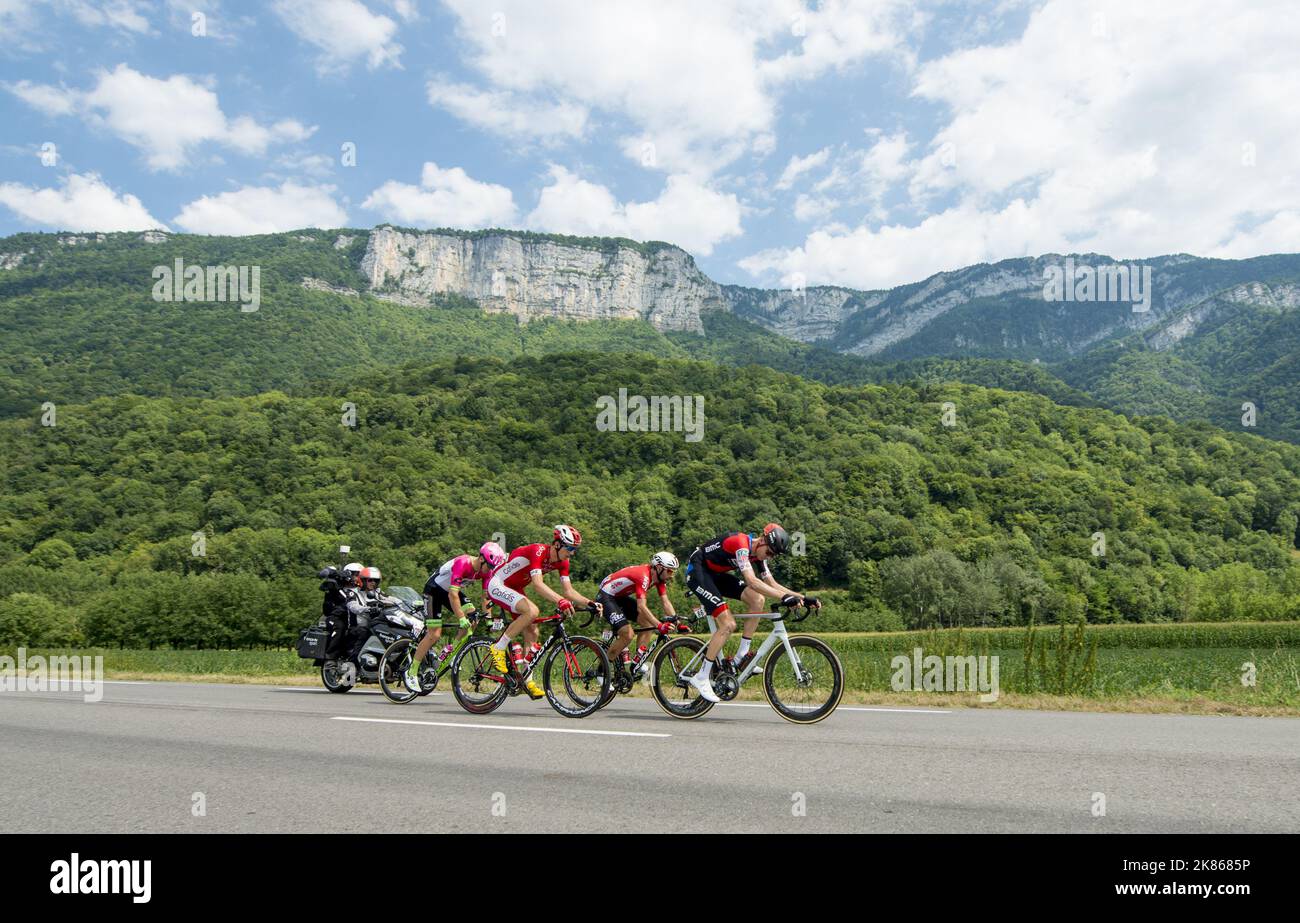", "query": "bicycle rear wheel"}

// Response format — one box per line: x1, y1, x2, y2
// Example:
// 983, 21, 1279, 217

541, 636, 610, 718
762, 636, 844, 724
451, 639, 508, 715
378, 638, 420, 704
650, 636, 714, 720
